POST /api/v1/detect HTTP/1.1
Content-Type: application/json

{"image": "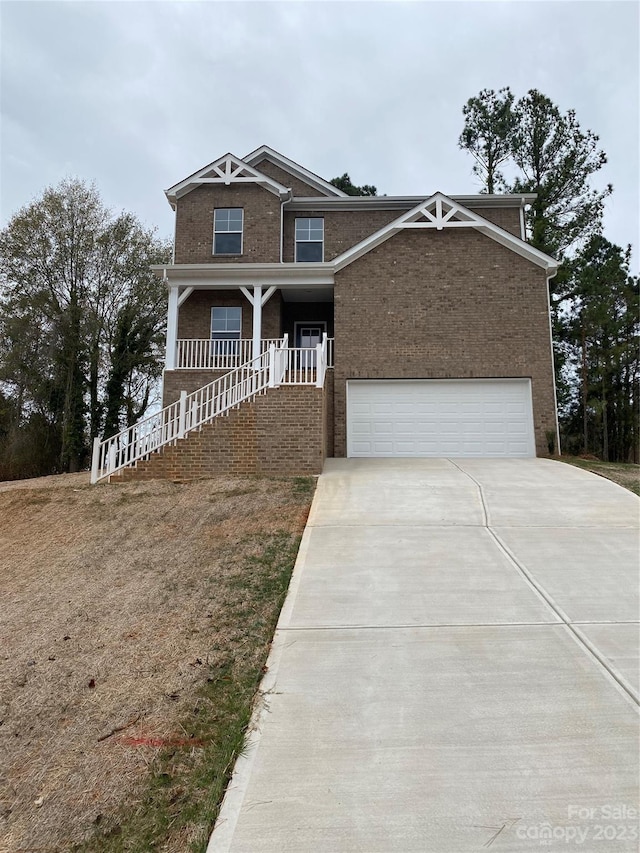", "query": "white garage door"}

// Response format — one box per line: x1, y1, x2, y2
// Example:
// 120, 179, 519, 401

347, 379, 535, 458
